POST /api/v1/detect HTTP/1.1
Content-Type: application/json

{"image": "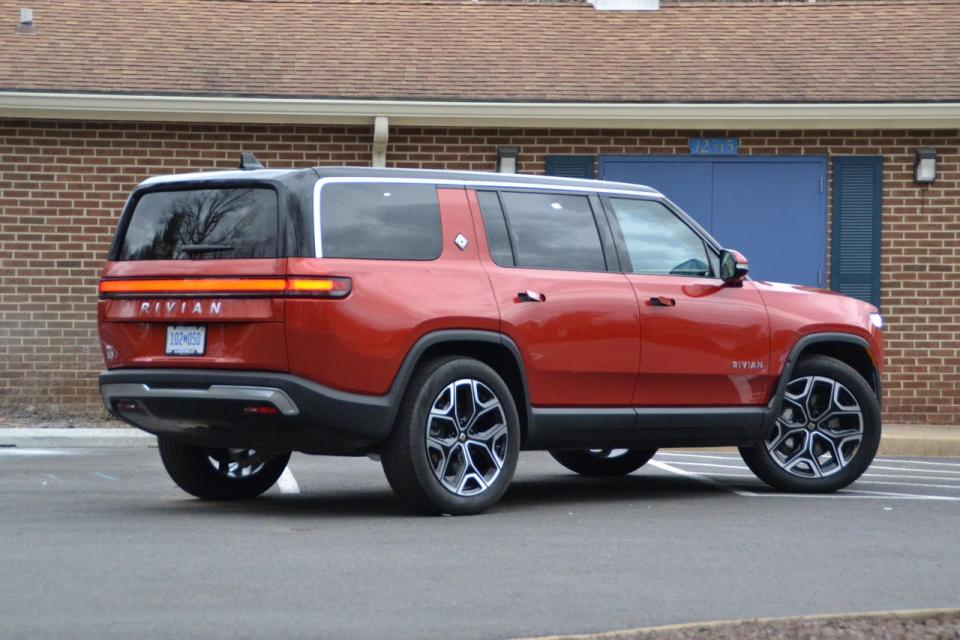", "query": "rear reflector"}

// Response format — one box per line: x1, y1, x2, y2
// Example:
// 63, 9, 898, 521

99, 277, 351, 299
243, 405, 280, 416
